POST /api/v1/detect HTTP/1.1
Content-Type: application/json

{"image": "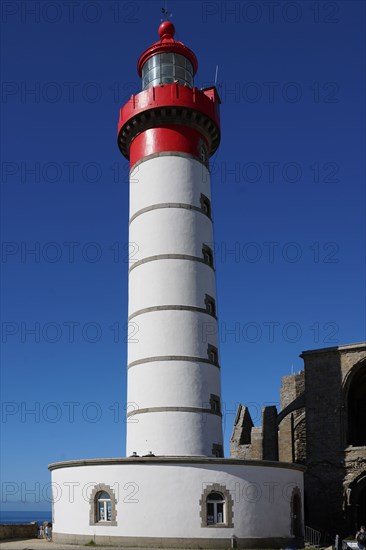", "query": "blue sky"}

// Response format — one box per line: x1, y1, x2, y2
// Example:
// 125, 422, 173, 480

1, 0, 365, 511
